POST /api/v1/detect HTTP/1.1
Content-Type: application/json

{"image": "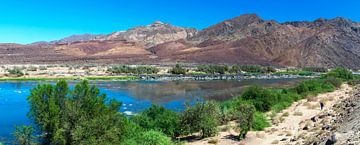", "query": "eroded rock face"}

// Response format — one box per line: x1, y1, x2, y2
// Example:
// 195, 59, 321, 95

101, 21, 197, 47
